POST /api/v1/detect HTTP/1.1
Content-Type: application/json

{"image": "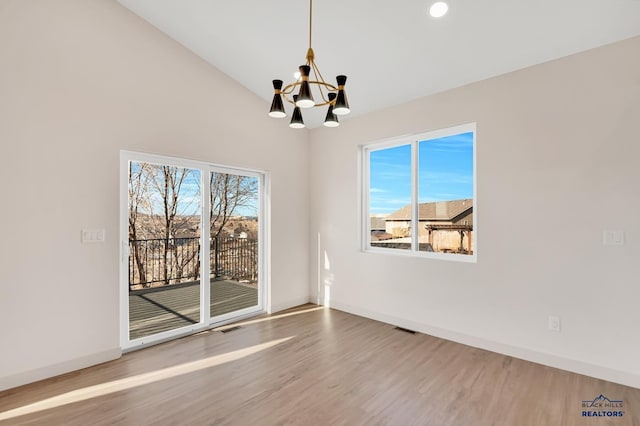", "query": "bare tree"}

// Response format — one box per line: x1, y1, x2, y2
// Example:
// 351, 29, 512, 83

210, 173, 258, 239
147, 165, 201, 285
208, 173, 258, 279
128, 162, 151, 285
